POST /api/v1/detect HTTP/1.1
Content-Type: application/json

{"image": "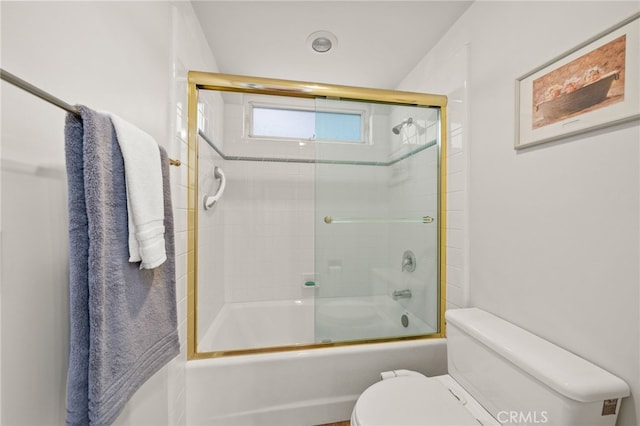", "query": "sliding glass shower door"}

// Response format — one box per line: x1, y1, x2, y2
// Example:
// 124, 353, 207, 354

187, 73, 446, 358
313, 99, 441, 344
